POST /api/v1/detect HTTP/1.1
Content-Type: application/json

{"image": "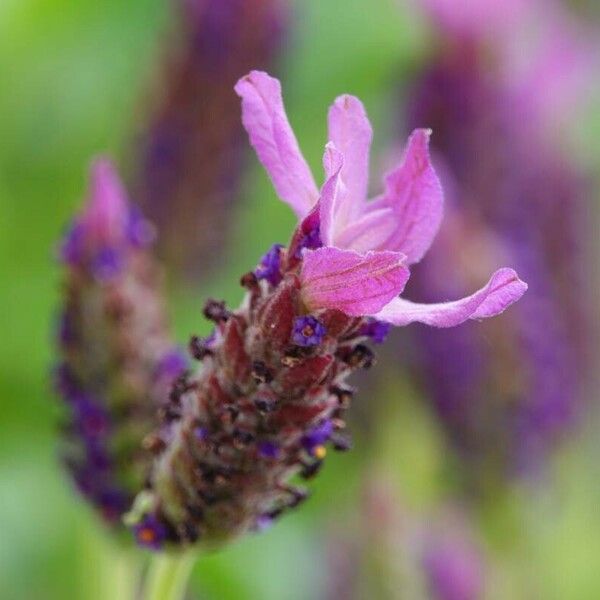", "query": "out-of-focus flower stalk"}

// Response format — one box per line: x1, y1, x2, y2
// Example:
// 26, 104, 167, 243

131, 0, 289, 278
55, 159, 186, 527
325, 475, 486, 600
402, 0, 596, 486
